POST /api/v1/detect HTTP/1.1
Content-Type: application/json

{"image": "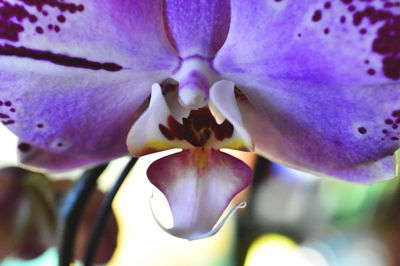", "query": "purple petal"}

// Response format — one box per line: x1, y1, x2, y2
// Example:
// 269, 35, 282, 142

147, 149, 252, 240
214, 0, 400, 84
164, 0, 230, 58
213, 1, 400, 183
0, 0, 179, 169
